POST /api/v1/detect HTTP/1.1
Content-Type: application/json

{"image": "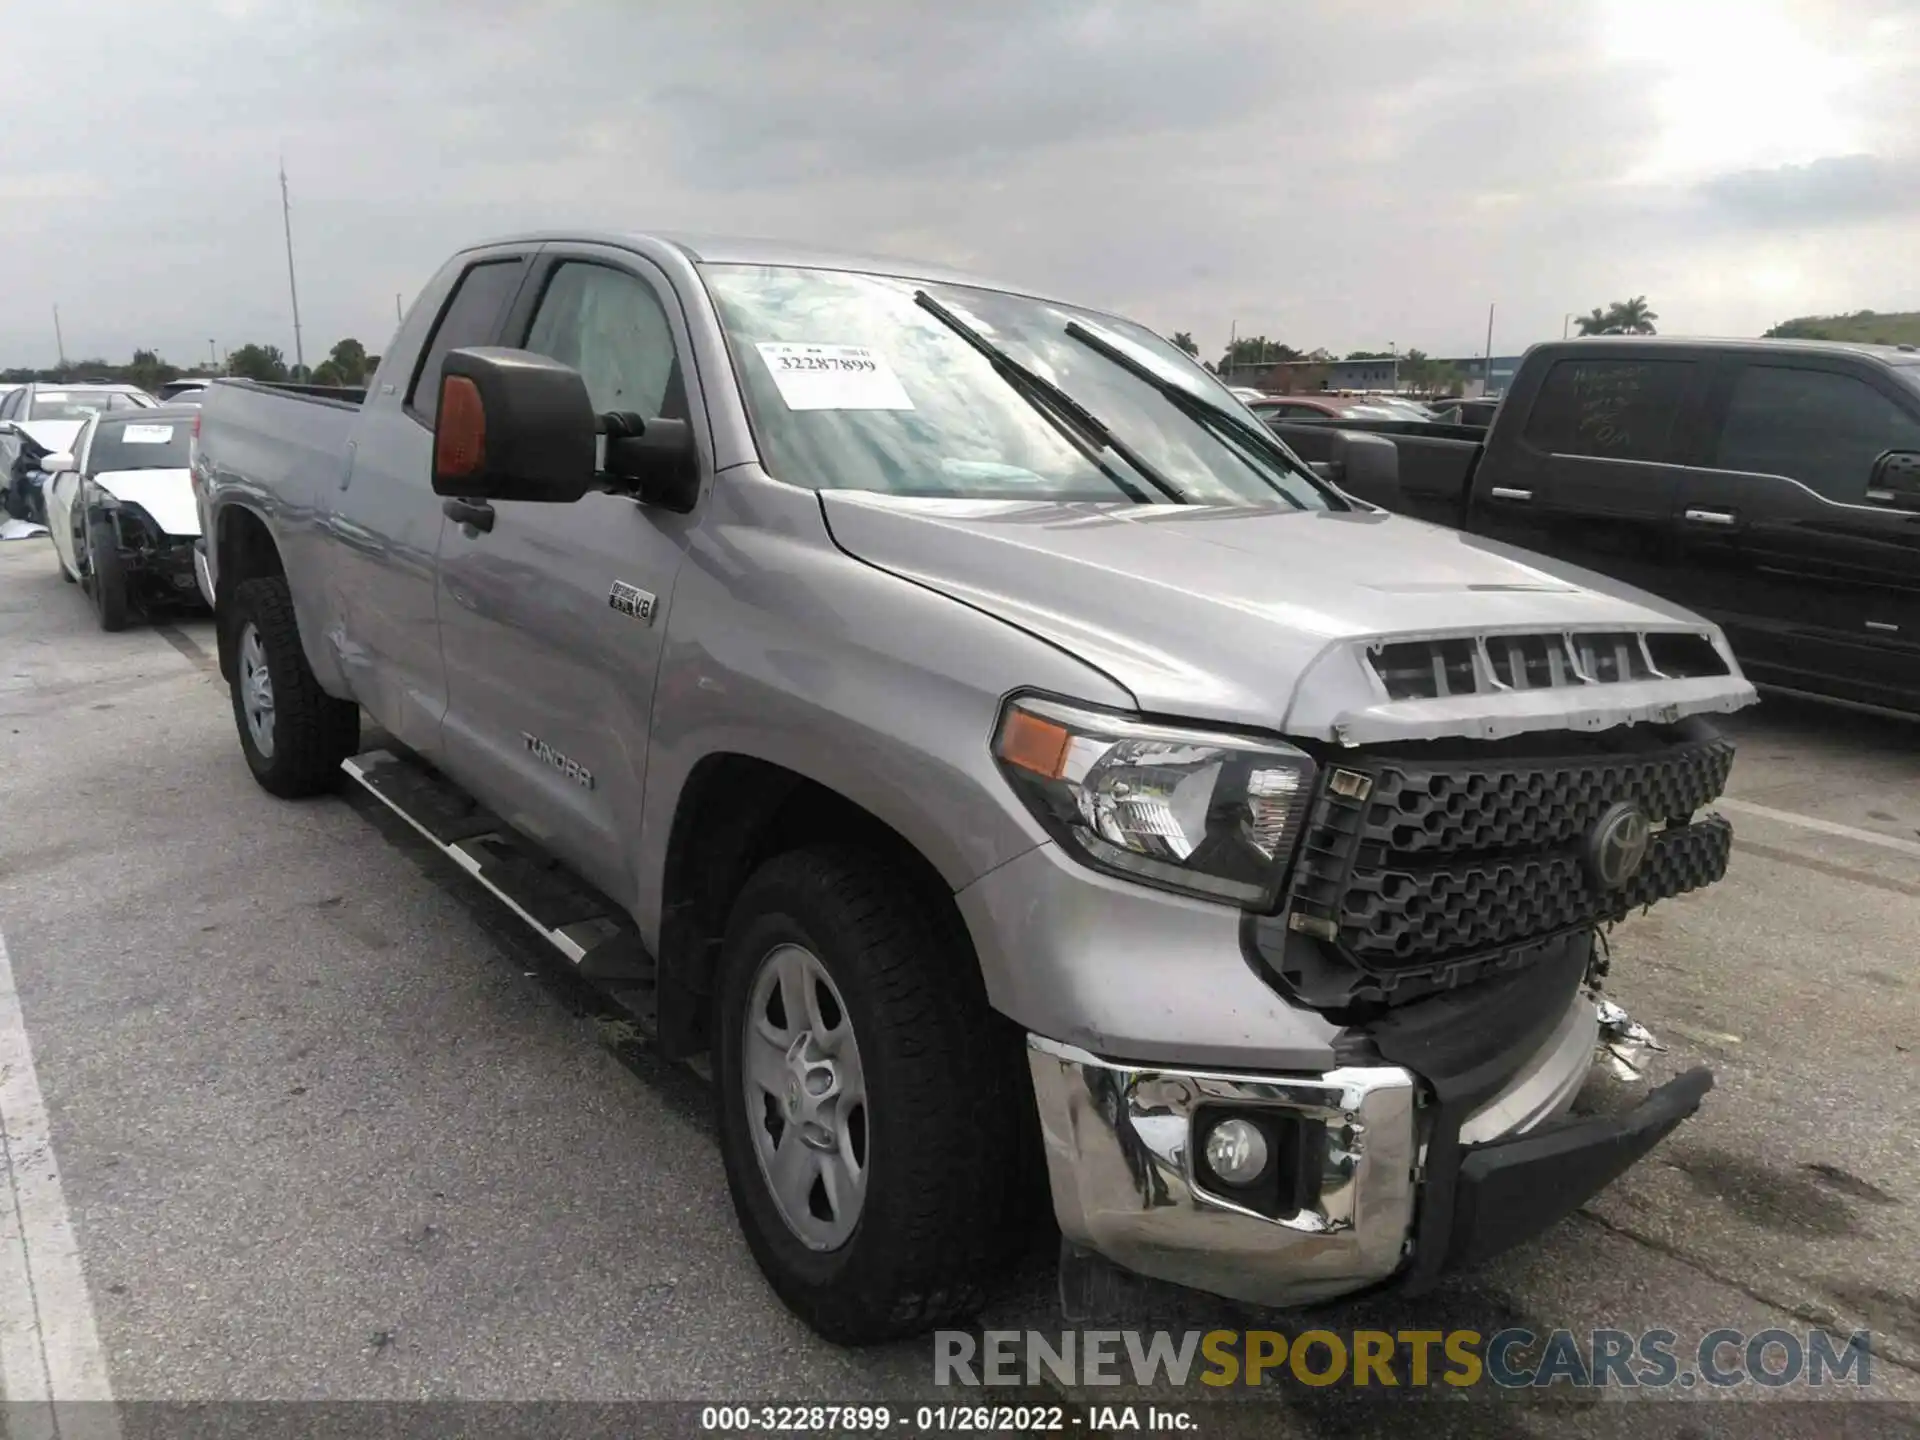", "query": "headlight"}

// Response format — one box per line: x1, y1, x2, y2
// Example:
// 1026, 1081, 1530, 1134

992, 696, 1317, 907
